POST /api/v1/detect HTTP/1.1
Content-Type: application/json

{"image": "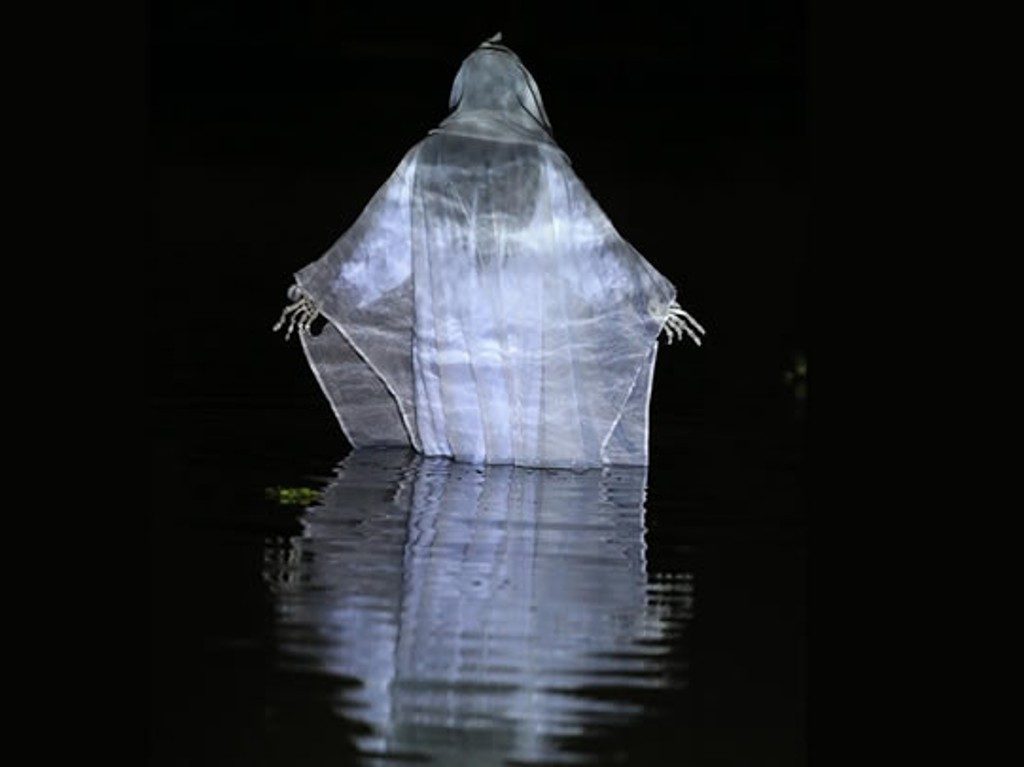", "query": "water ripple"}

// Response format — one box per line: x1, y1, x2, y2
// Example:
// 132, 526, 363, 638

263, 449, 692, 765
